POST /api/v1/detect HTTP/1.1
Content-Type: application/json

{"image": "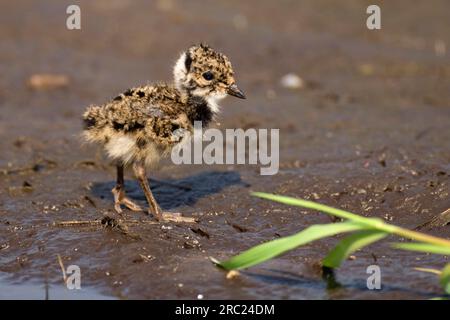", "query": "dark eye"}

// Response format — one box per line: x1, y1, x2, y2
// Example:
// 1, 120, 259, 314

202, 71, 214, 81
